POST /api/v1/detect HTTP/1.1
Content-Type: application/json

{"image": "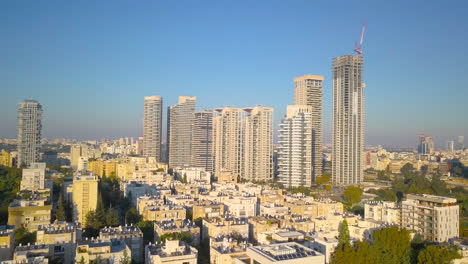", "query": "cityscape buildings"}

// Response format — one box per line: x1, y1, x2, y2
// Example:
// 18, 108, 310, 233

294, 75, 324, 181
143, 96, 163, 162
277, 105, 313, 187
191, 111, 214, 171
458, 136, 465, 150
167, 96, 196, 169
332, 55, 365, 185
243, 106, 274, 181
418, 134, 435, 154
17, 99, 43, 168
